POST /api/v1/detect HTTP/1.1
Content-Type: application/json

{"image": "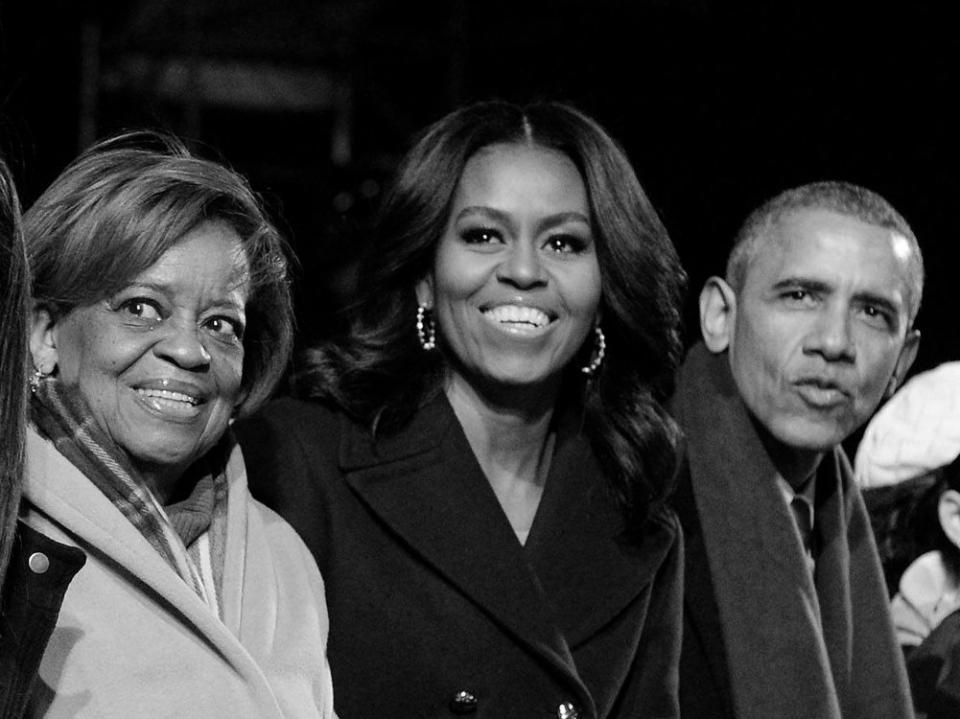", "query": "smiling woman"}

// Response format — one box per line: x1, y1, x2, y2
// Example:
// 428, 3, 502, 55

34, 221, 250, 498
417, 143, 602, 399
19, 132, 336, 718
236, 100, 688, 717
